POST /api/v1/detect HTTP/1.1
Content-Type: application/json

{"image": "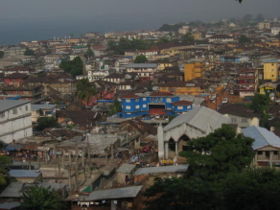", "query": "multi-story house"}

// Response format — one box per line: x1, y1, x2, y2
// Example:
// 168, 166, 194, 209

125, 63, 158, 80
263, 59, 280, 82
0, 100, 33, 143
236, 68, 258, 98
184, 62, 204, 81
120, 92, 193, 118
